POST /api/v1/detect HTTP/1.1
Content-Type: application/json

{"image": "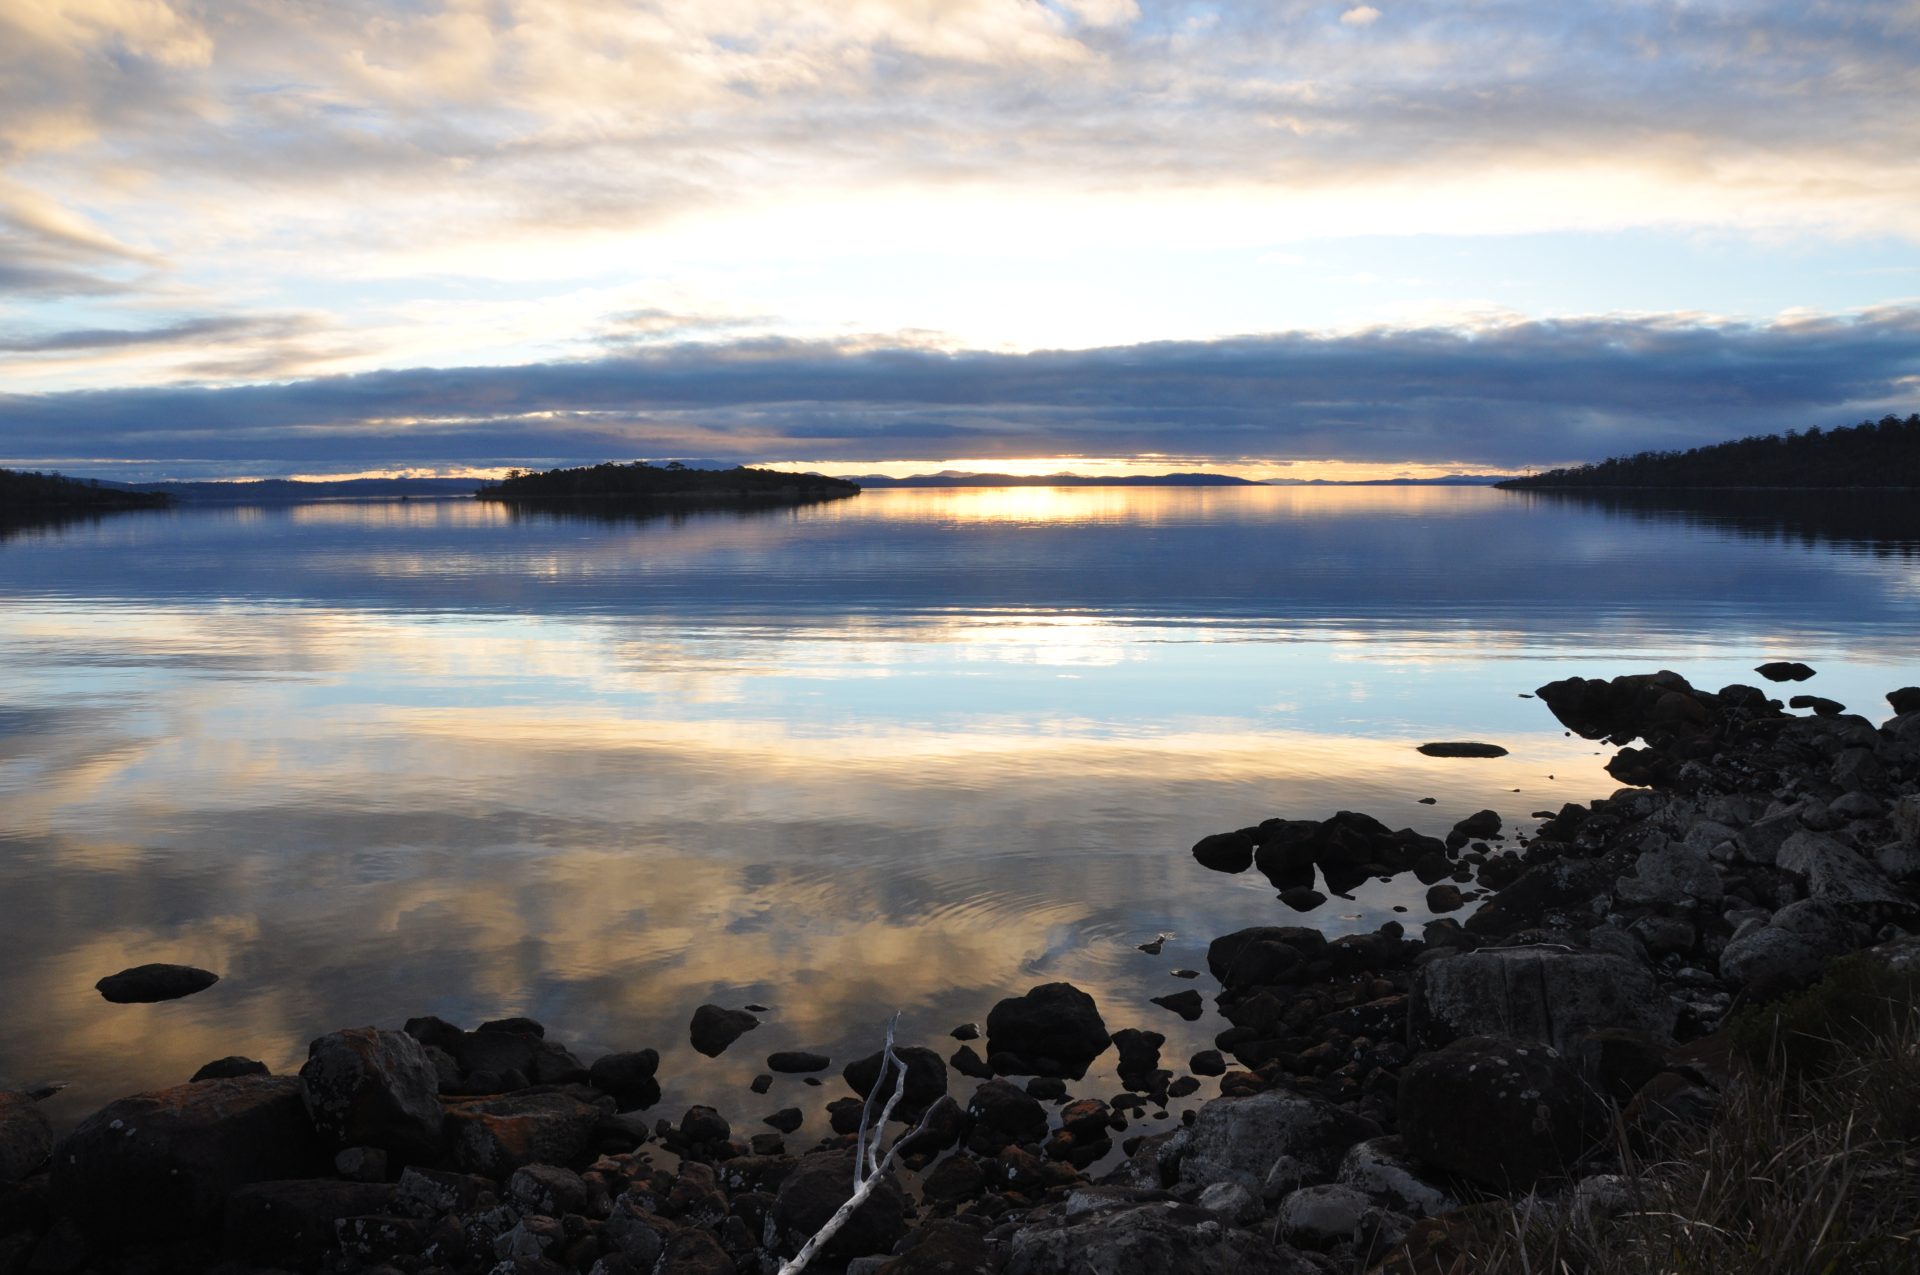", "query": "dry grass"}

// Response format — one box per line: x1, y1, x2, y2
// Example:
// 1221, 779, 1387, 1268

1392, 967, 1920, 1275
